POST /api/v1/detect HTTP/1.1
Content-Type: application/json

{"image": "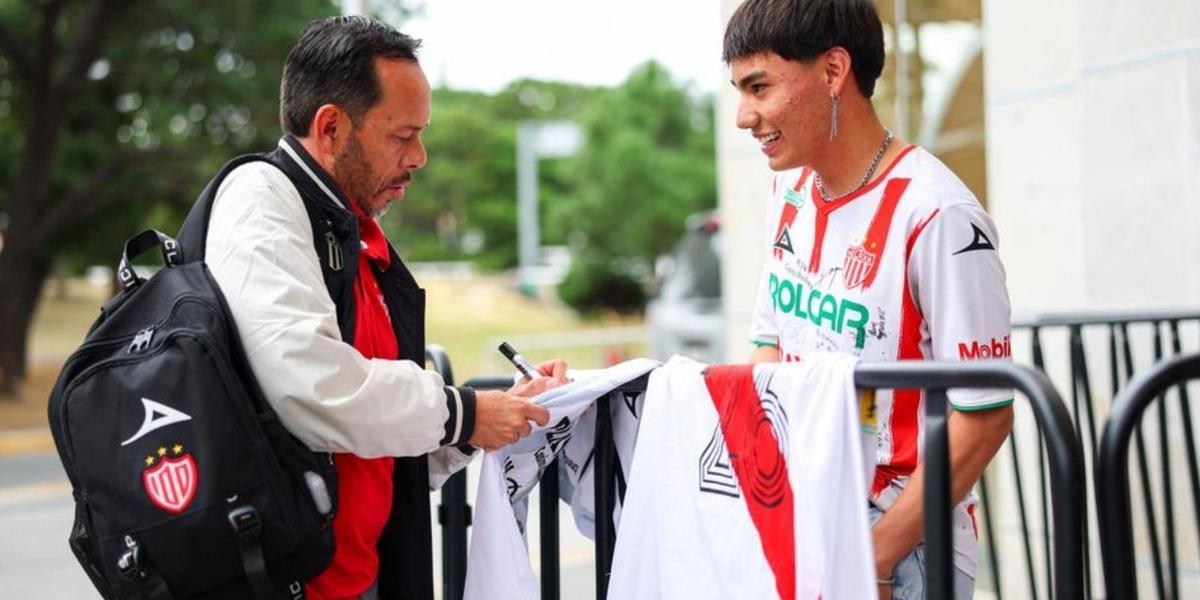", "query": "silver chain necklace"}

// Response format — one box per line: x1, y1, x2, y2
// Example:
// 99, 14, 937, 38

815, 130, 894, 201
